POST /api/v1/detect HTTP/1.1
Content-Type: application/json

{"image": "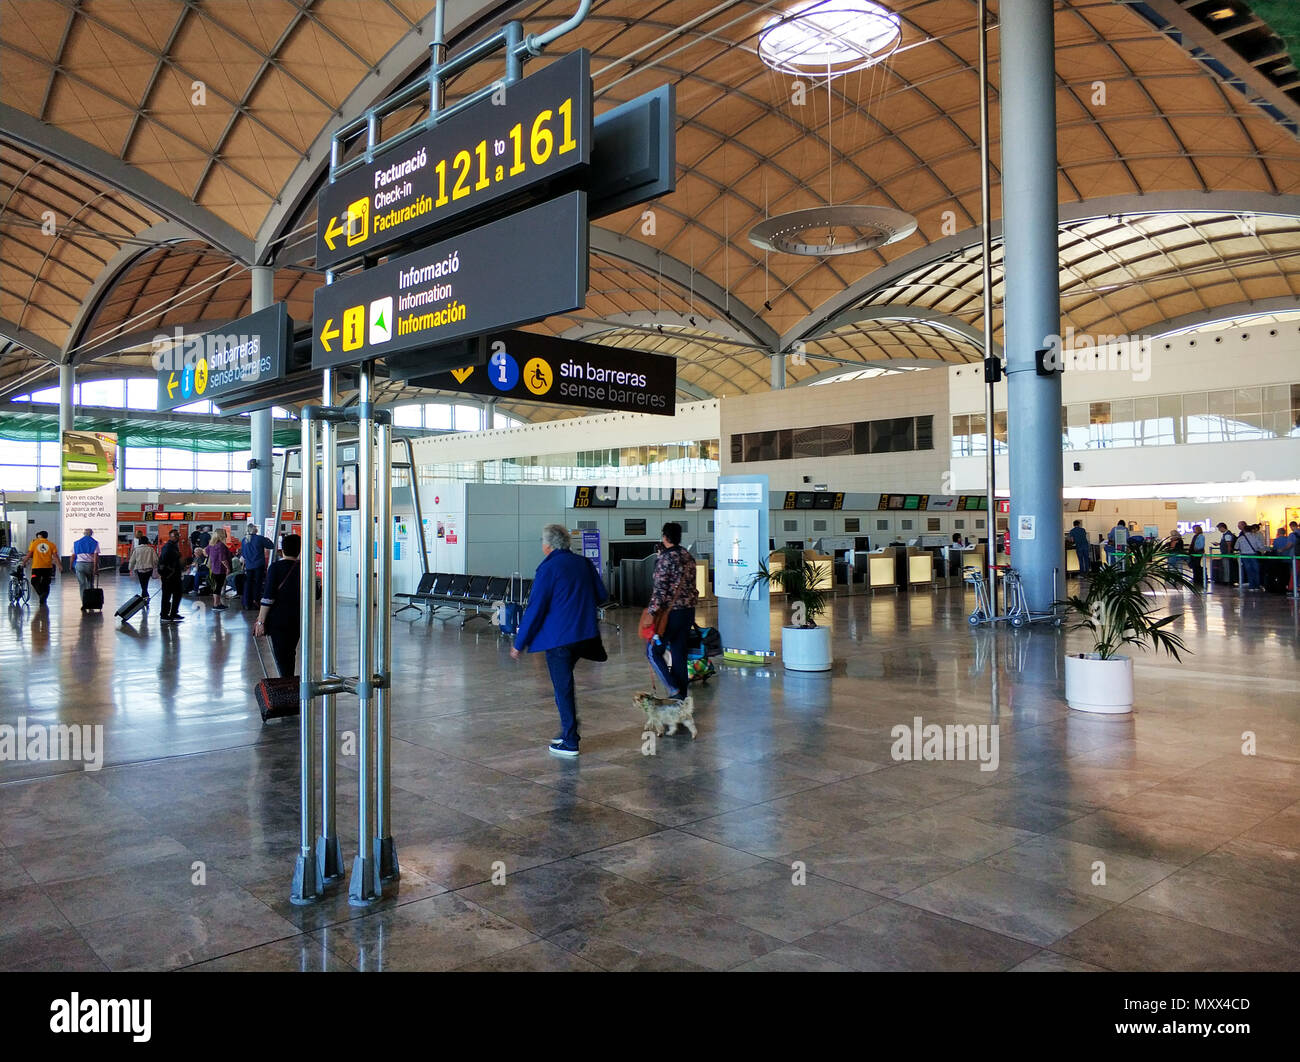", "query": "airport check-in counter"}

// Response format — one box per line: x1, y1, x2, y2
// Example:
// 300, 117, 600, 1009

1064, 538, 1080, 574
905, 546, 937, 589
867, 547, 898, 592
940, 544, 981, 585
766, 550, 834, 596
